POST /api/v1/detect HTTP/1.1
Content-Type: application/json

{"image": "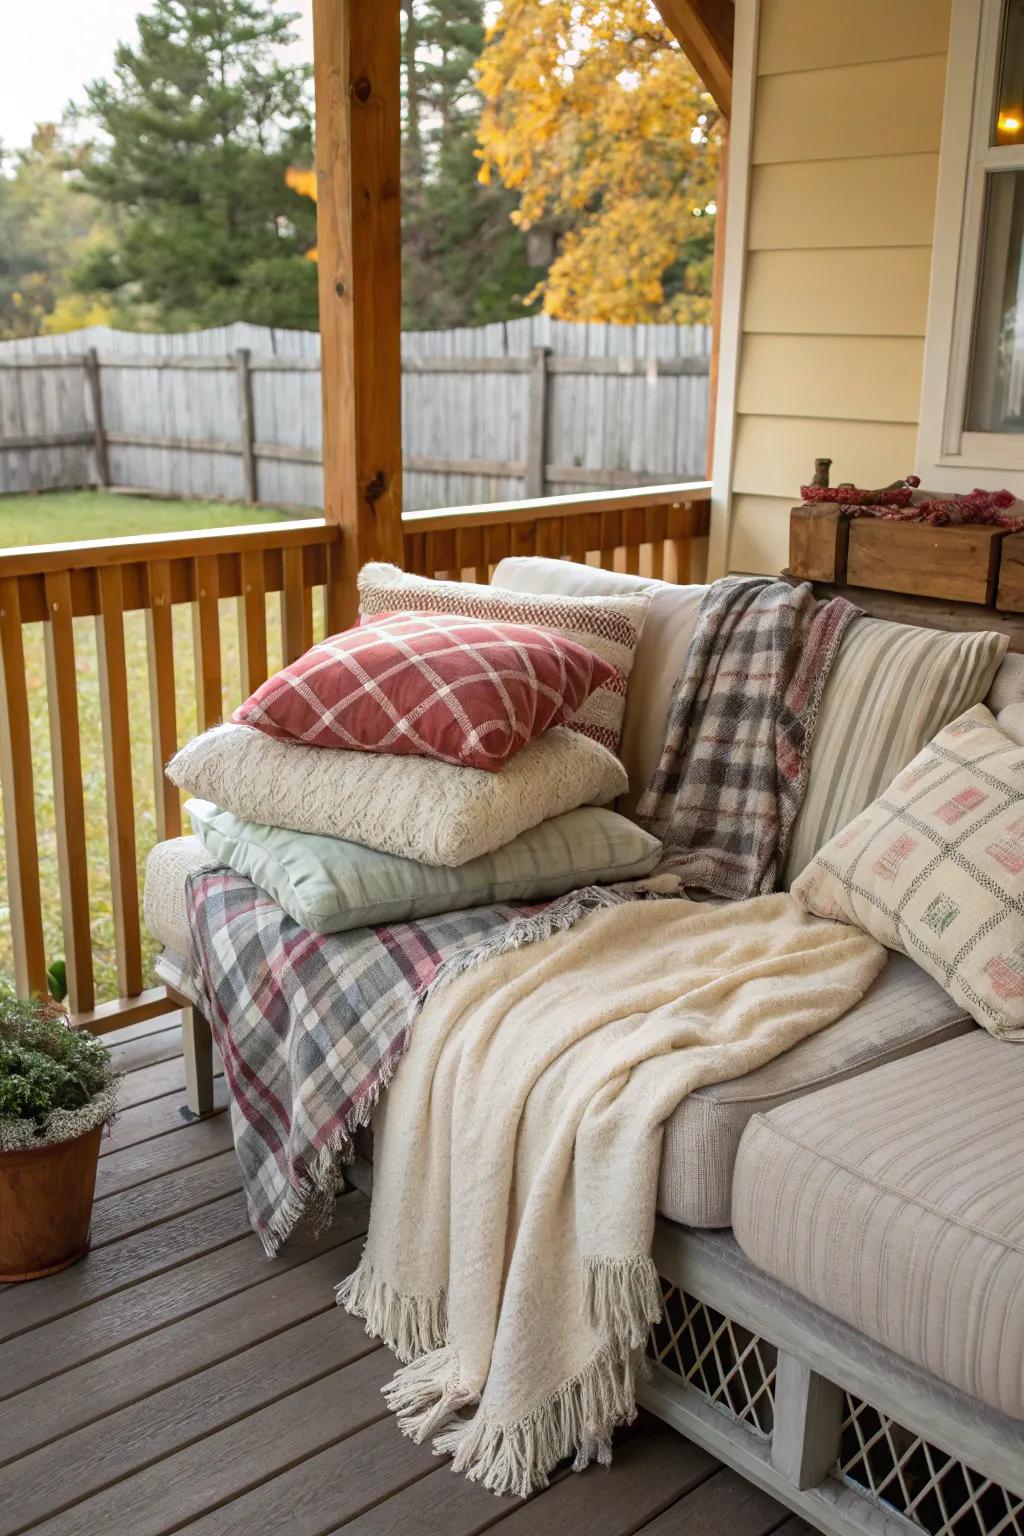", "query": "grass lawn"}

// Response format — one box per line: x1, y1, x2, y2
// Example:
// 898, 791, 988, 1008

0, 489, 321, 1003
0, 488, 291, 548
